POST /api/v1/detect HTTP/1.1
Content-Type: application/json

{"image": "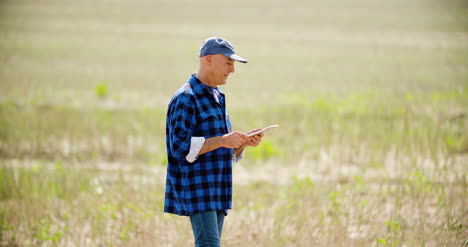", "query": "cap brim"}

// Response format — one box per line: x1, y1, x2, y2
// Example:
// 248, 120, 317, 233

227, 53, 248, 63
